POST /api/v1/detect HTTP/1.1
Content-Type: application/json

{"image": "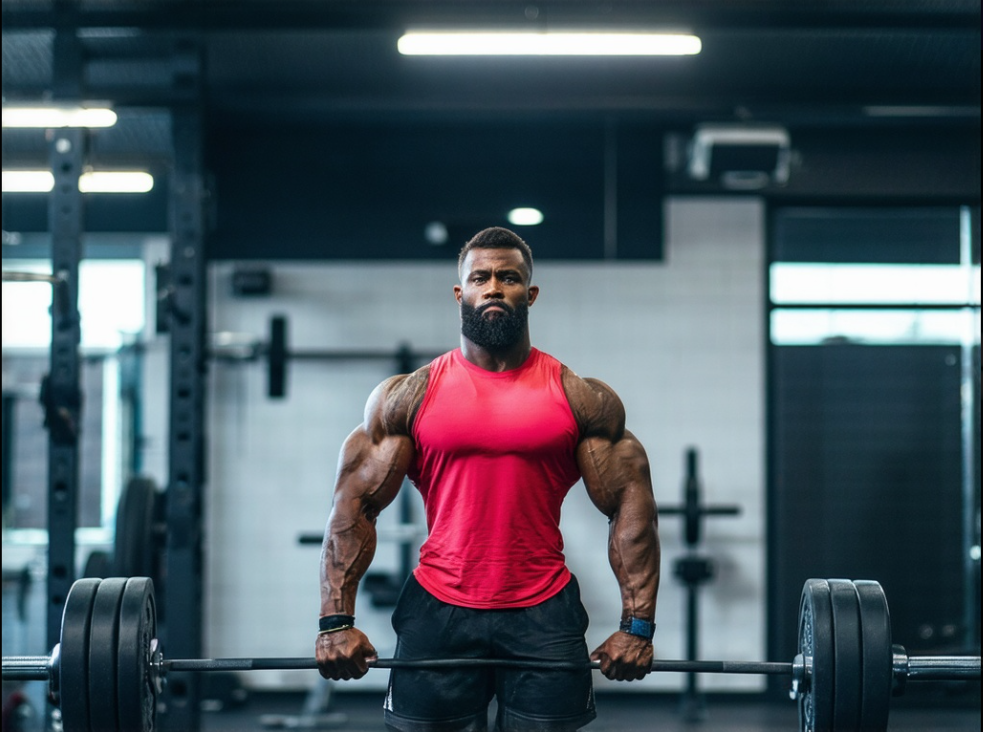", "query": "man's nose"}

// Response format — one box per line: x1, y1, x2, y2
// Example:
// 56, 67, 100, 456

483, 282, 505, 298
